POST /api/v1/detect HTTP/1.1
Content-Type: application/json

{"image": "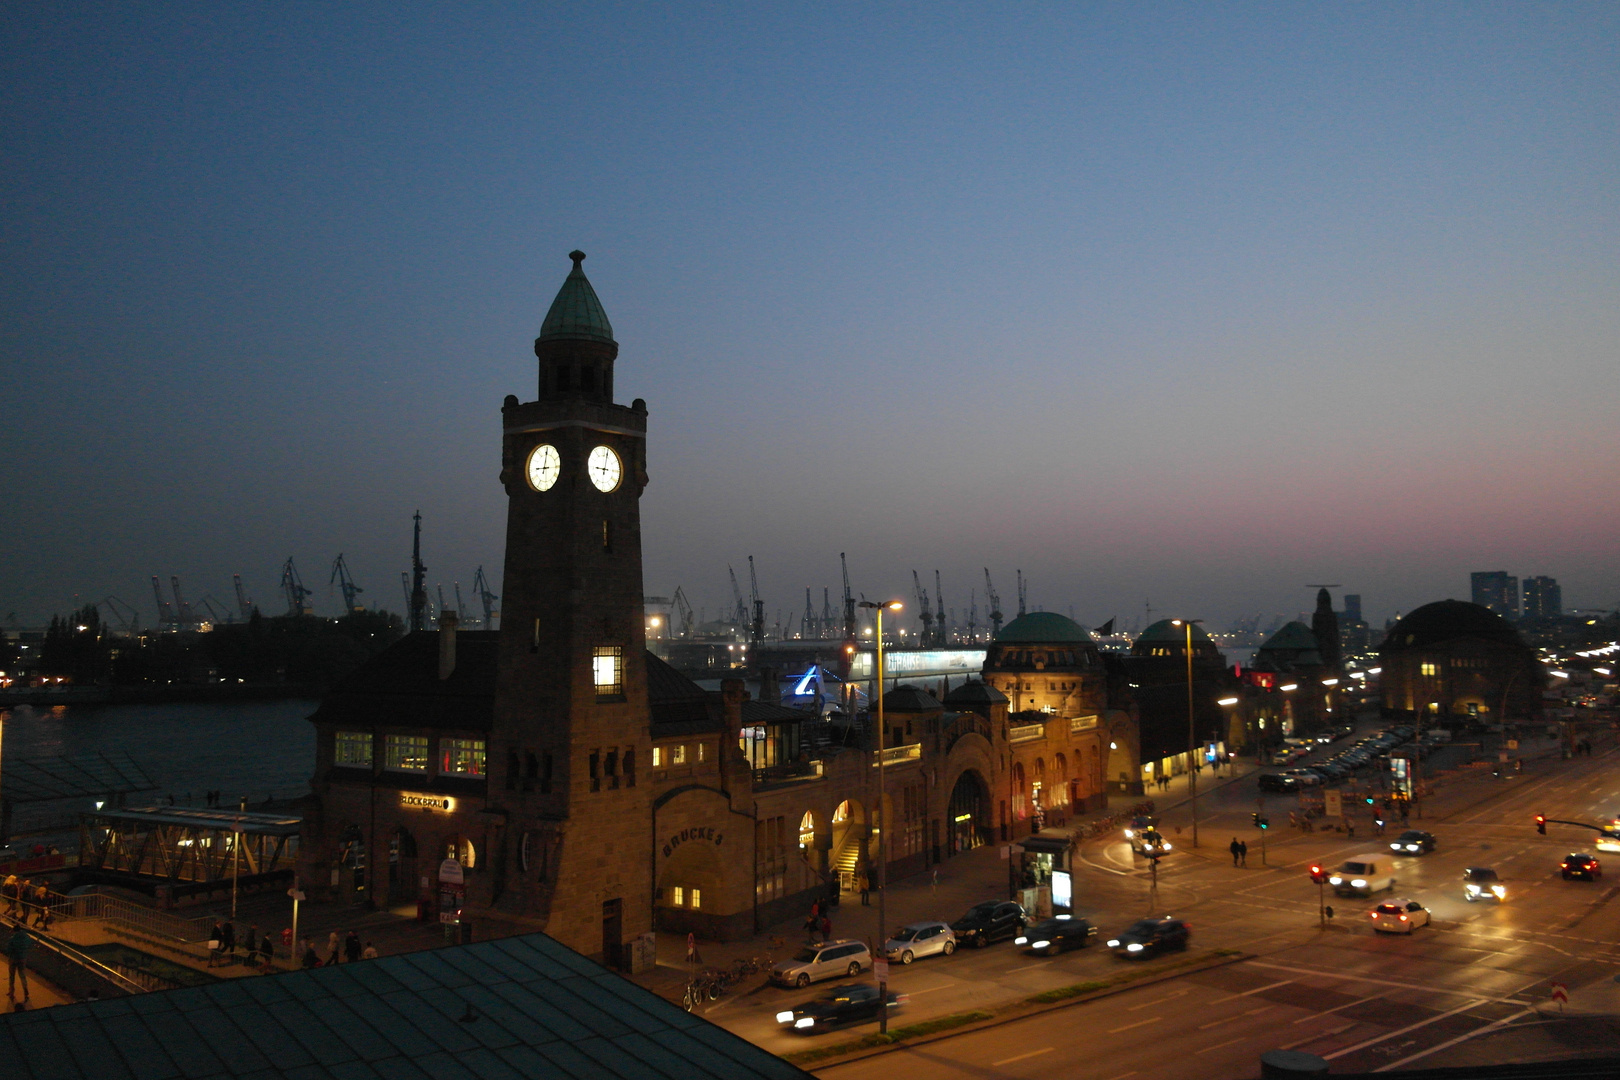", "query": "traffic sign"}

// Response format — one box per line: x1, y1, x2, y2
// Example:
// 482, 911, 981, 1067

1551, 981, 1567, 1007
